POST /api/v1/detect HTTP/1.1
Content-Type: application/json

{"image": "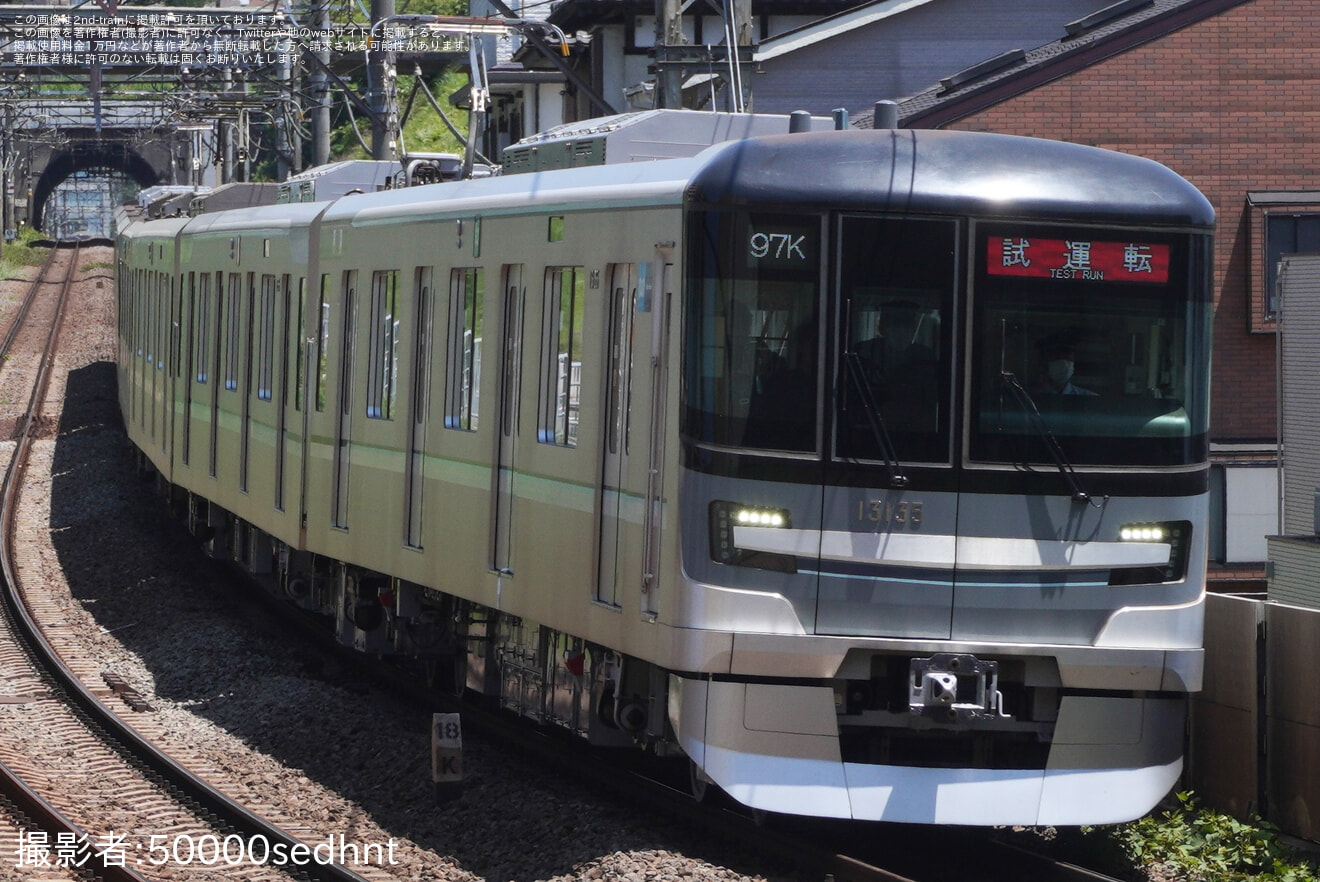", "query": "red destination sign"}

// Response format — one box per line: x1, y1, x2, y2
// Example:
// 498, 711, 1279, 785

987, 237, 1170, 283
